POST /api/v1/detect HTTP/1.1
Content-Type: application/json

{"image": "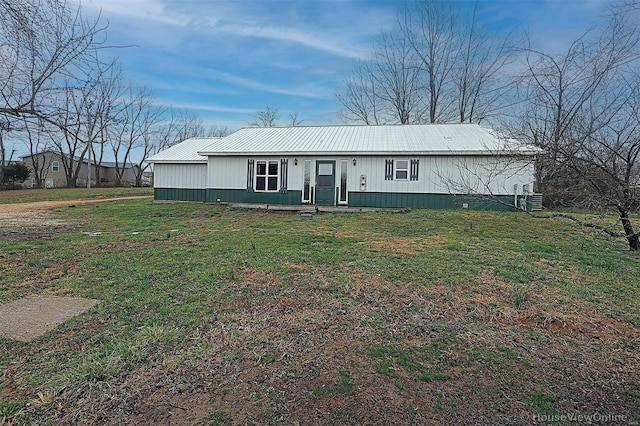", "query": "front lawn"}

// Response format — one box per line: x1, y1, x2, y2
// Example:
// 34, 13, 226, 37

1, 200, 638, 425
